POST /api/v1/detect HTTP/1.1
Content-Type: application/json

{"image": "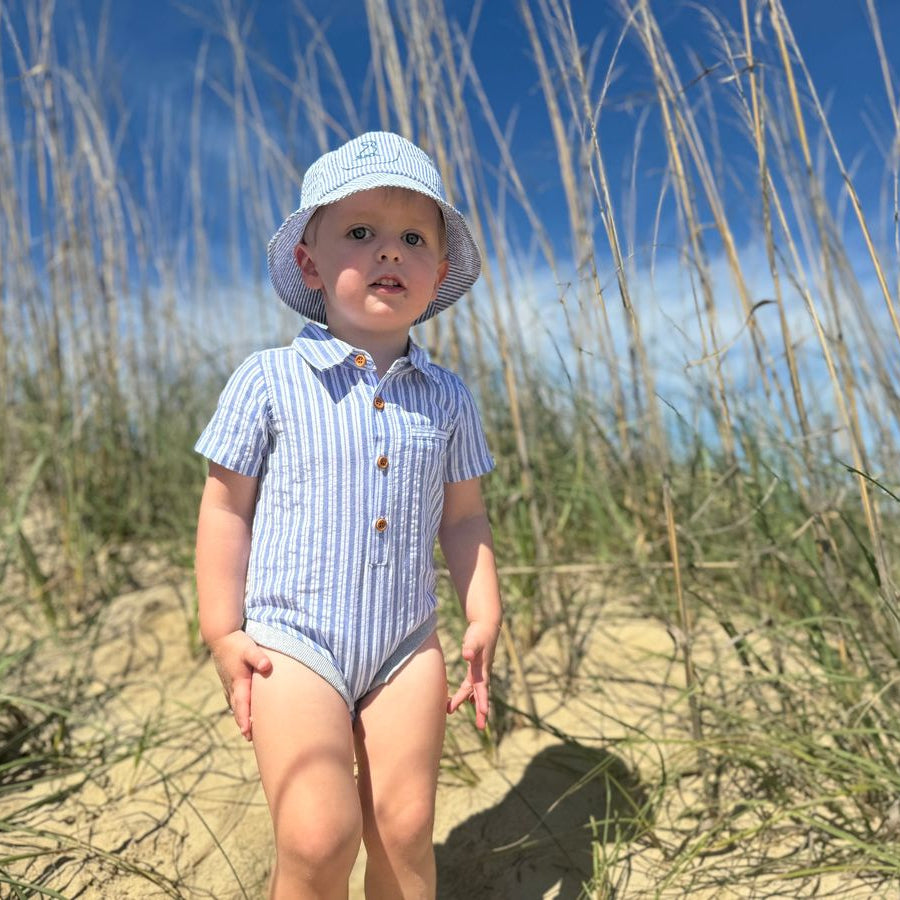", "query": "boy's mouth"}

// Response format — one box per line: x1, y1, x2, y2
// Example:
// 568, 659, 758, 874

370, 276, 406, 291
